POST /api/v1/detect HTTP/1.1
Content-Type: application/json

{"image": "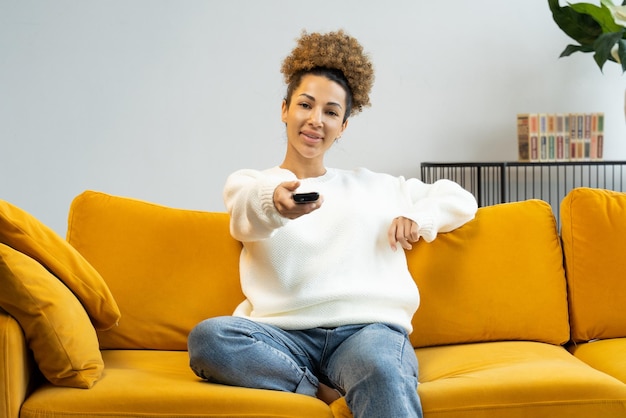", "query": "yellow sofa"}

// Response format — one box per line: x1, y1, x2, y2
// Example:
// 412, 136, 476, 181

2, 187, 626, 418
